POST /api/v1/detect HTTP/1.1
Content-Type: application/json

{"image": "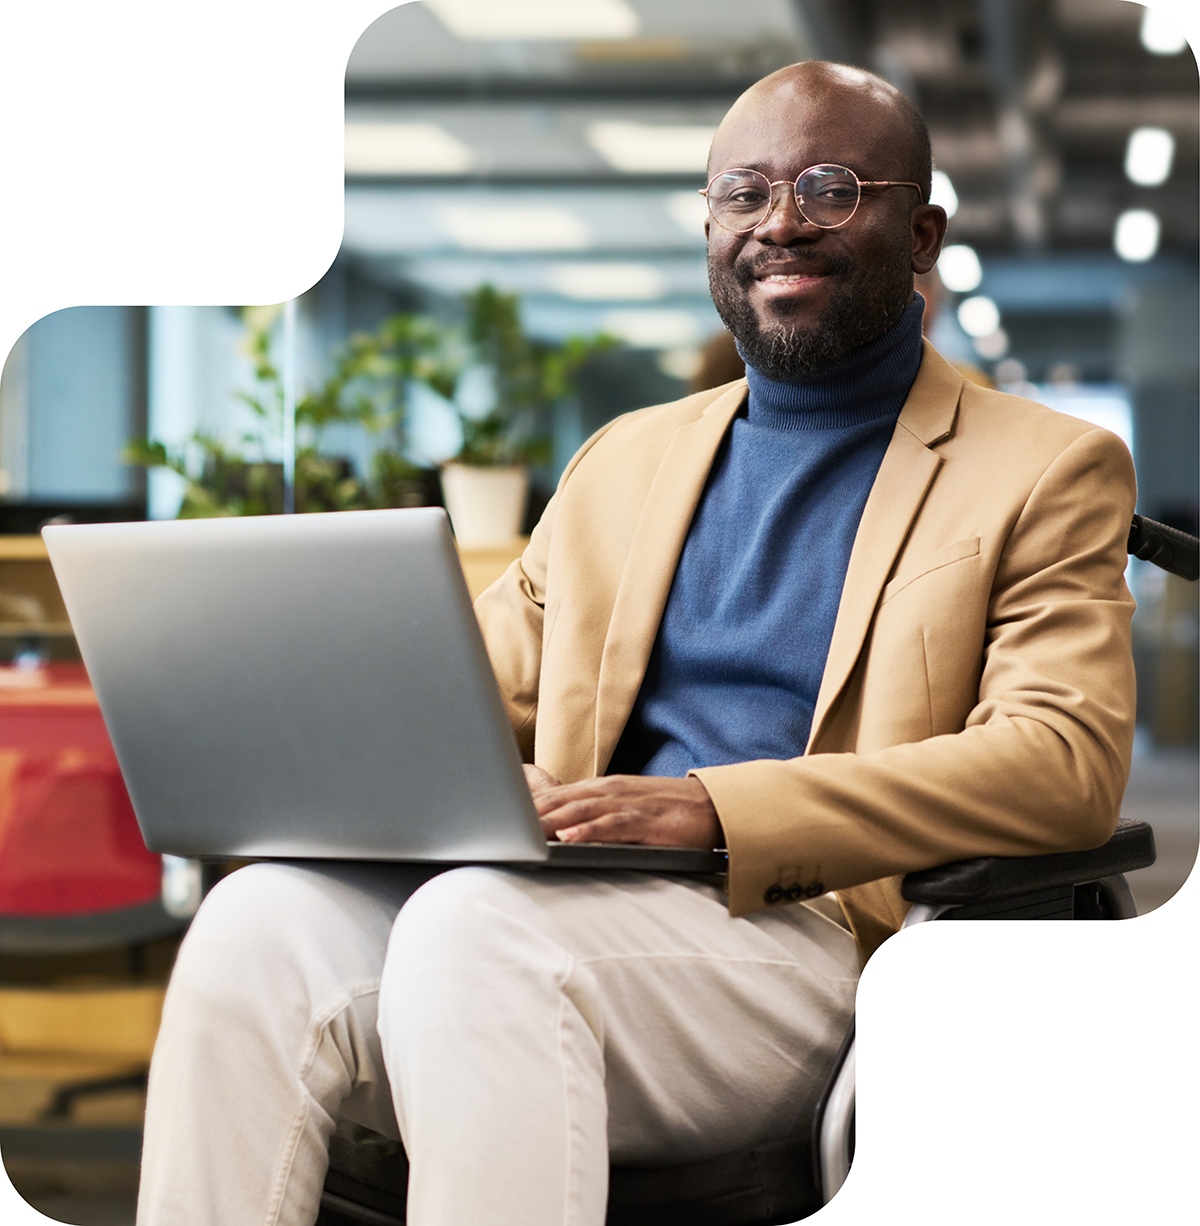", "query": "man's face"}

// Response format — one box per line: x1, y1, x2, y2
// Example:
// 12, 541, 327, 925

706, 73, 938, 381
